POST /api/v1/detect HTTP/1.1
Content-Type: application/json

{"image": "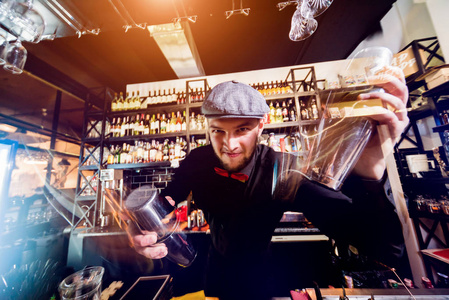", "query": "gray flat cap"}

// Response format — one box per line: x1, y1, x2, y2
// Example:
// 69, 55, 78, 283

201, 80, 269, 119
